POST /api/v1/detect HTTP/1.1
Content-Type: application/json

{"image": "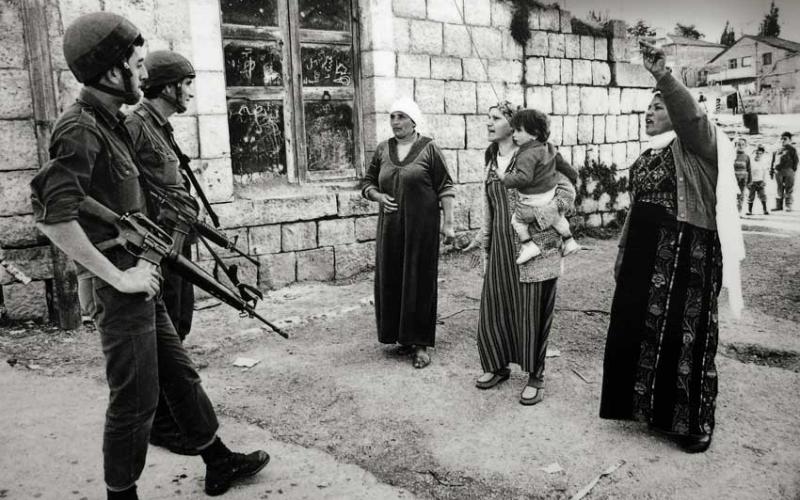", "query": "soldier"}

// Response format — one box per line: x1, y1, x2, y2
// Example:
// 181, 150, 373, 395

30, 12, 269, 499
125, 50, 200, 456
